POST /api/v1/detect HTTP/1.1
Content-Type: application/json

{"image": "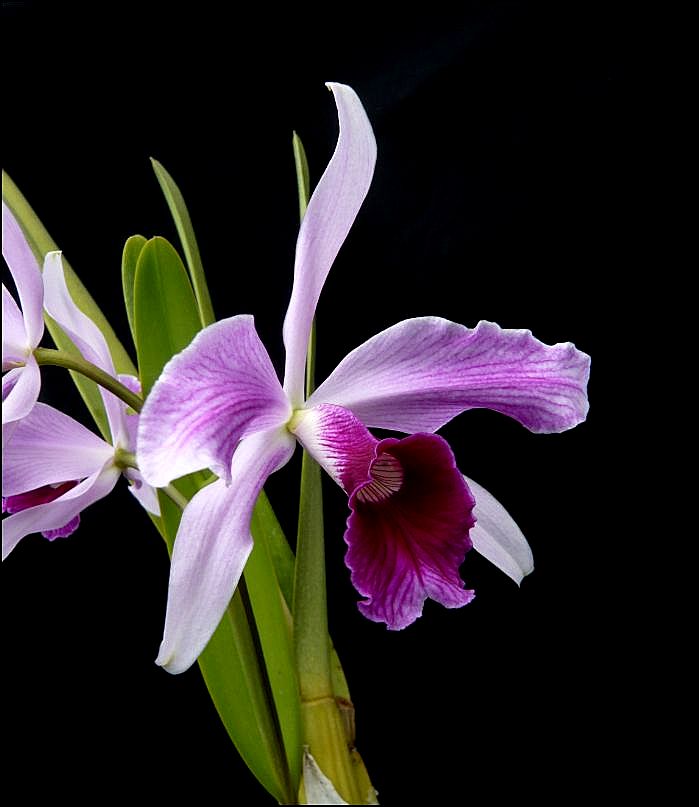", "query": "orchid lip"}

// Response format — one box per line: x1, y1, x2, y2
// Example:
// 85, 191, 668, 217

355, 453, 404, 503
